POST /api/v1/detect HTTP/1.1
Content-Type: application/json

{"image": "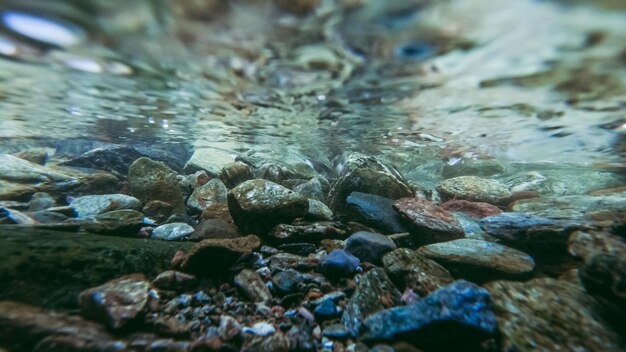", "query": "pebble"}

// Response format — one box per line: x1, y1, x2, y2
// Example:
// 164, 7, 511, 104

318, 249, 360, 280
183, 147, 236, 177
218, 315, 242, 341
417, 238, 535, 282
322, 324, 351, 339
306, 199, 334, 221
234, 269, 273, 303
82, 209, 147, 236
142, 200, 174, 224
227, 179, 309, 234
152, 270, 198, 291
293, 177, 326, 202
151, 223, 194, 241
186, 178, 228, 213
0, 11, 85, 47
272, 269, 304, 294
344, 231, 397, 265
13, 148, 49, 165
268, 221, 348, 243
314, 299, 340, 322
244, 322, 276, 336
219, 161, 254, 189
